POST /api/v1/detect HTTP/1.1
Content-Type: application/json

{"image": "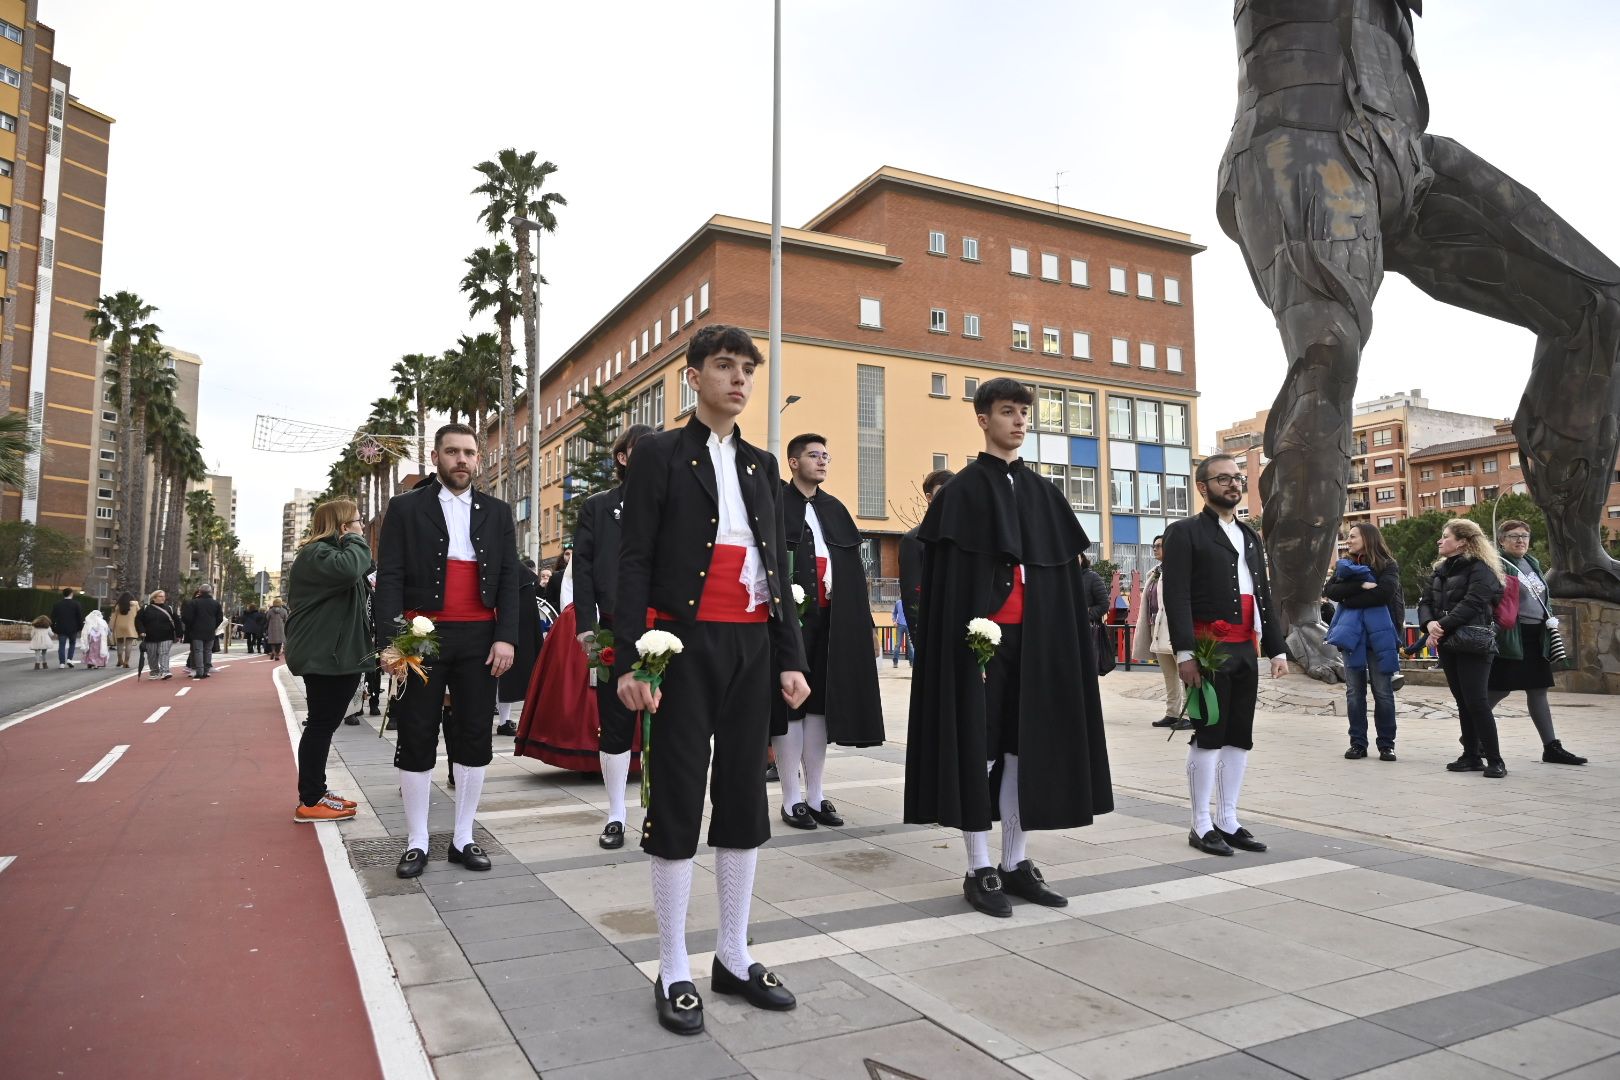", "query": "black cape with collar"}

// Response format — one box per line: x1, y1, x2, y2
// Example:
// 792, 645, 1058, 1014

771, 482, 885, 747
903, 452, 1113, 832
